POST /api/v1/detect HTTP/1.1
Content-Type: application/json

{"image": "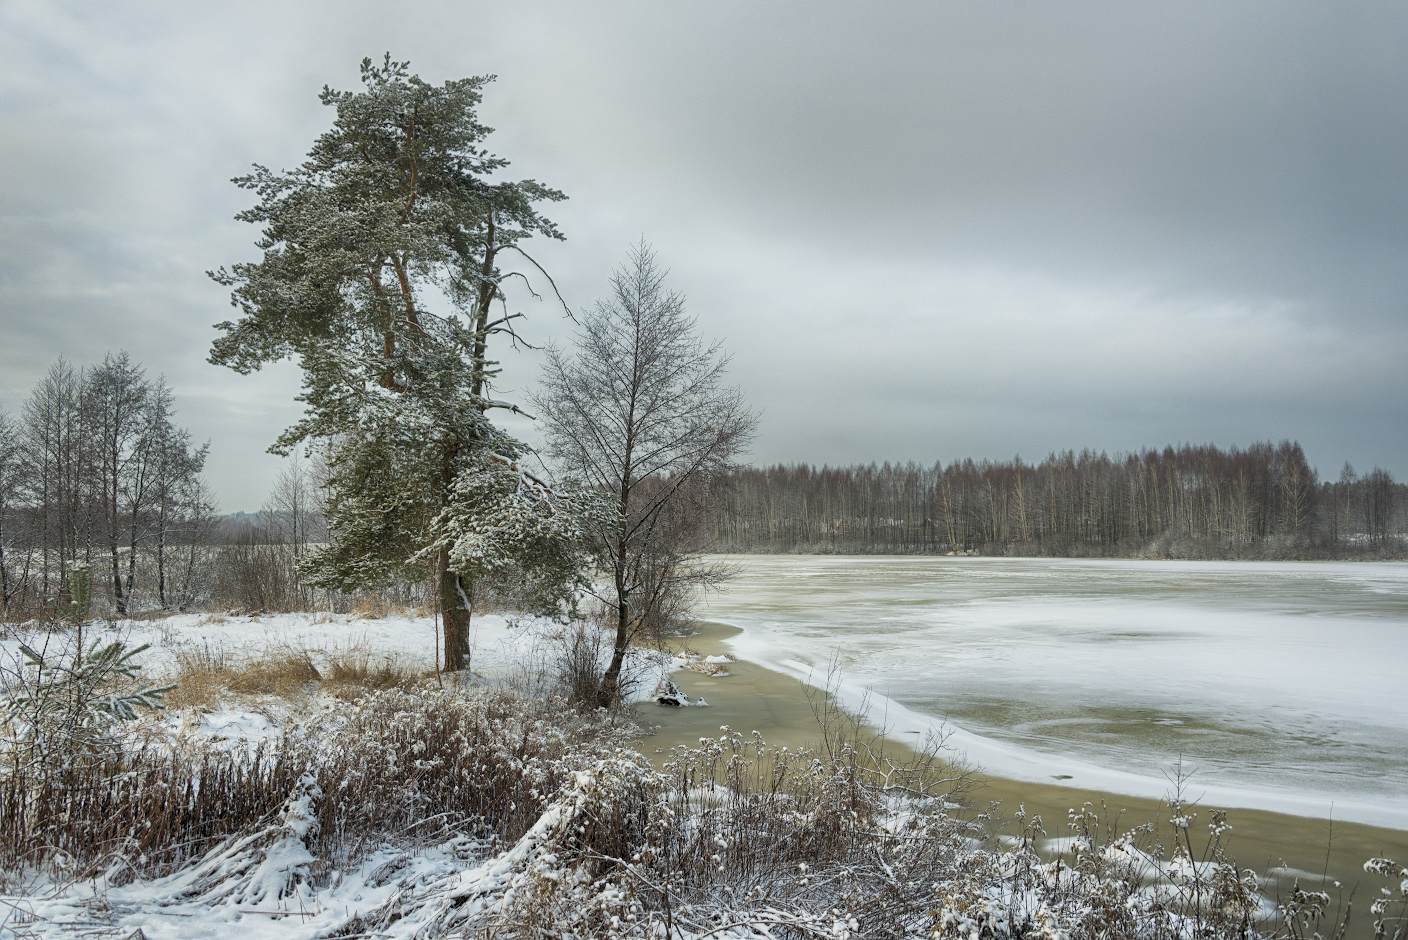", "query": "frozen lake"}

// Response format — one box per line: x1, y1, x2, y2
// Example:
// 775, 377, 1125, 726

702, 556, 1408, 829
